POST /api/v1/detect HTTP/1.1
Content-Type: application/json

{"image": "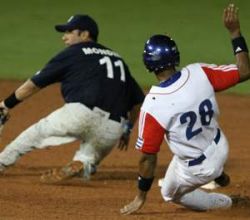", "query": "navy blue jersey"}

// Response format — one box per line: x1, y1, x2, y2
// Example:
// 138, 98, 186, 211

31, 42, 144, 119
